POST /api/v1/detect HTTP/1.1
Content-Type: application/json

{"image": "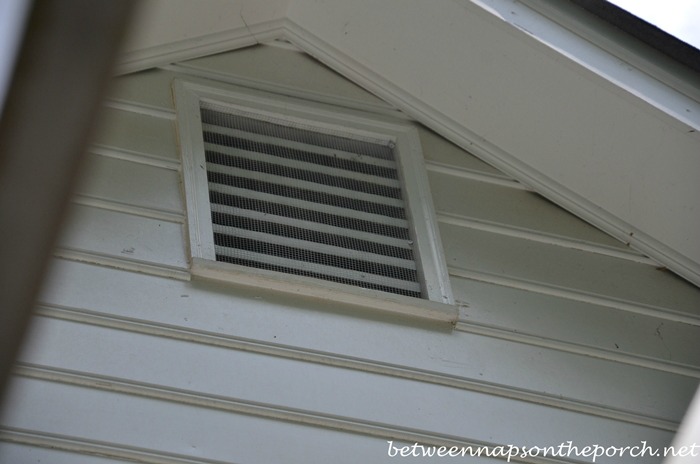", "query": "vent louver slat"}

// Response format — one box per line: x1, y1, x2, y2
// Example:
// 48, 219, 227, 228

201, 102, 423, 298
